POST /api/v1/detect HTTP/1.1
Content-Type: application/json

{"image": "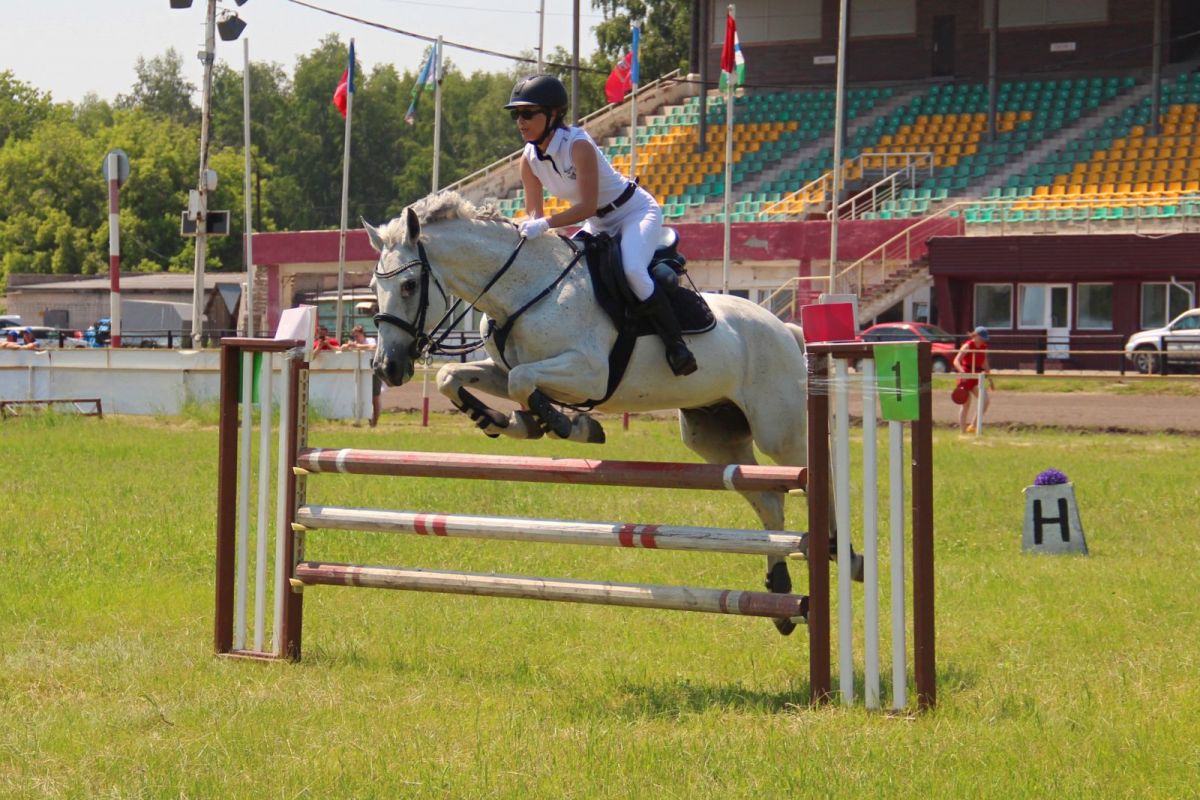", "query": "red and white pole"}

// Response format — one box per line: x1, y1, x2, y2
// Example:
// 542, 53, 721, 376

107, 151, 121, 348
